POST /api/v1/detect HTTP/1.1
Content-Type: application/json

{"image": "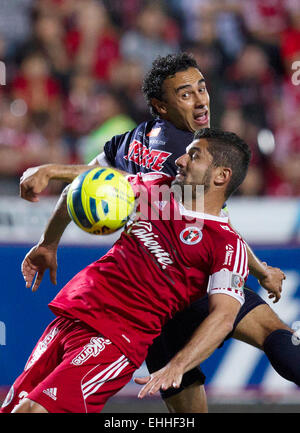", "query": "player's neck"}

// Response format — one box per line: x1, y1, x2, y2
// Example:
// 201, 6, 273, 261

185, 193, 224, 217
